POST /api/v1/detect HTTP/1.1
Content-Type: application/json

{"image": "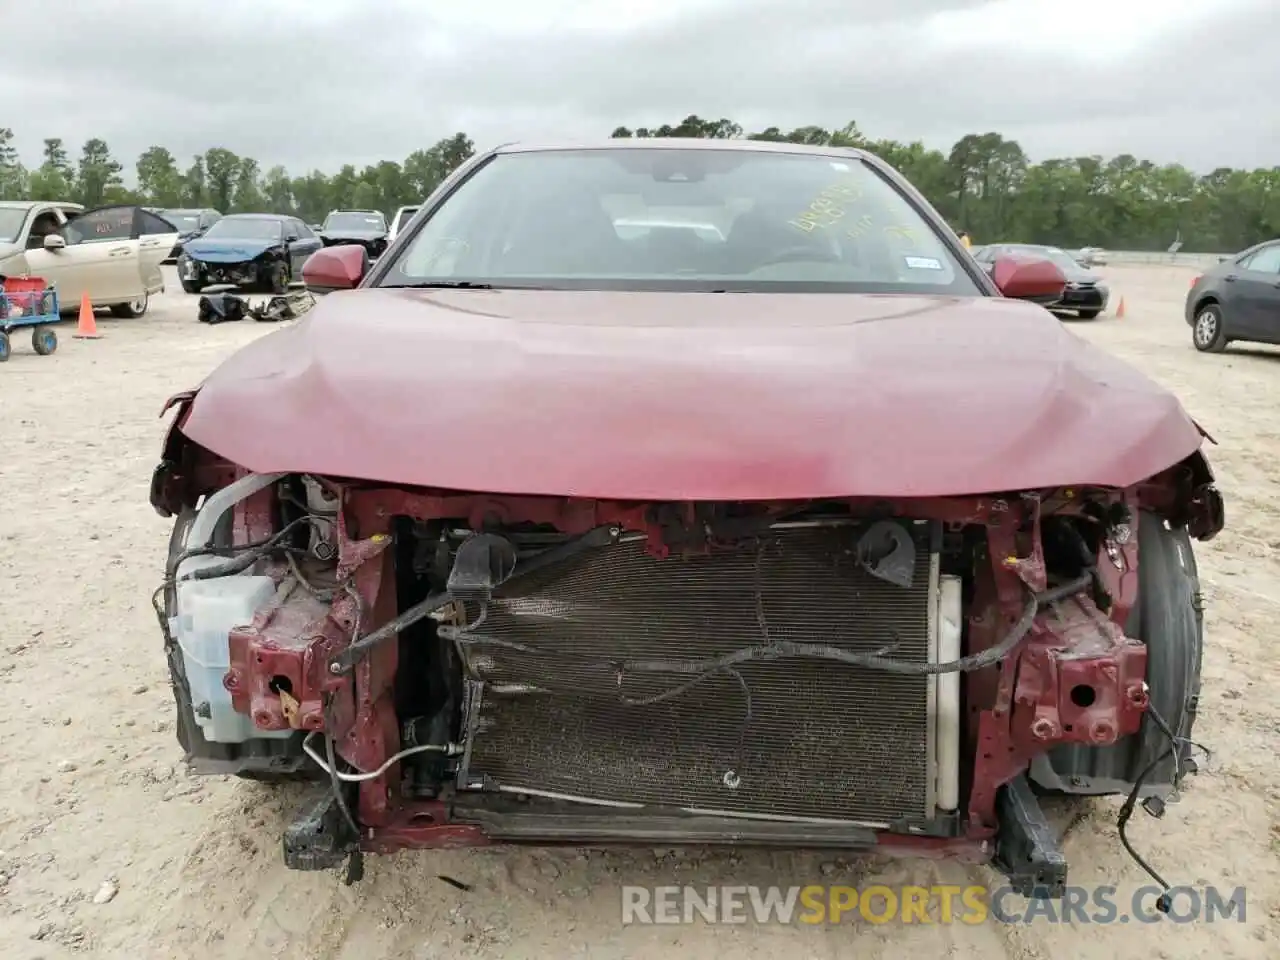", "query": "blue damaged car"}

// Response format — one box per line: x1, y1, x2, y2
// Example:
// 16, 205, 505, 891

177, 213, 322, 295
